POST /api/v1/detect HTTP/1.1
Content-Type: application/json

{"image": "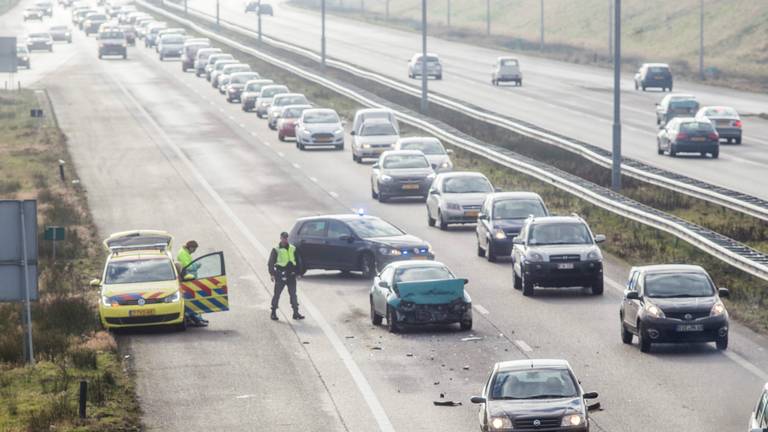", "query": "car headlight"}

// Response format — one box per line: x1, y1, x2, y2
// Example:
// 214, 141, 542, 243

710, 300, 726, 317
525, 251, 544, 262
22, 56, 28, 60
333, 128, 343, 135
362, 143, 371, 148
490, 416, 512, 430
101, 295, 115, 307
645, 302, 665, 319
426, 243, 434, 255
228, 87, 237, 93
380, 174, 393, 182
121, 42, 127, 47
440, 161, 452, 169
164, 291, 181, 303
561, 414, 585, 427
446, 202, 461, 210
427, 173, 436, 180
494, 229, 506, 240
378, 247, 401, 256
586, 249, 602, 261
260, 101, 269, 106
